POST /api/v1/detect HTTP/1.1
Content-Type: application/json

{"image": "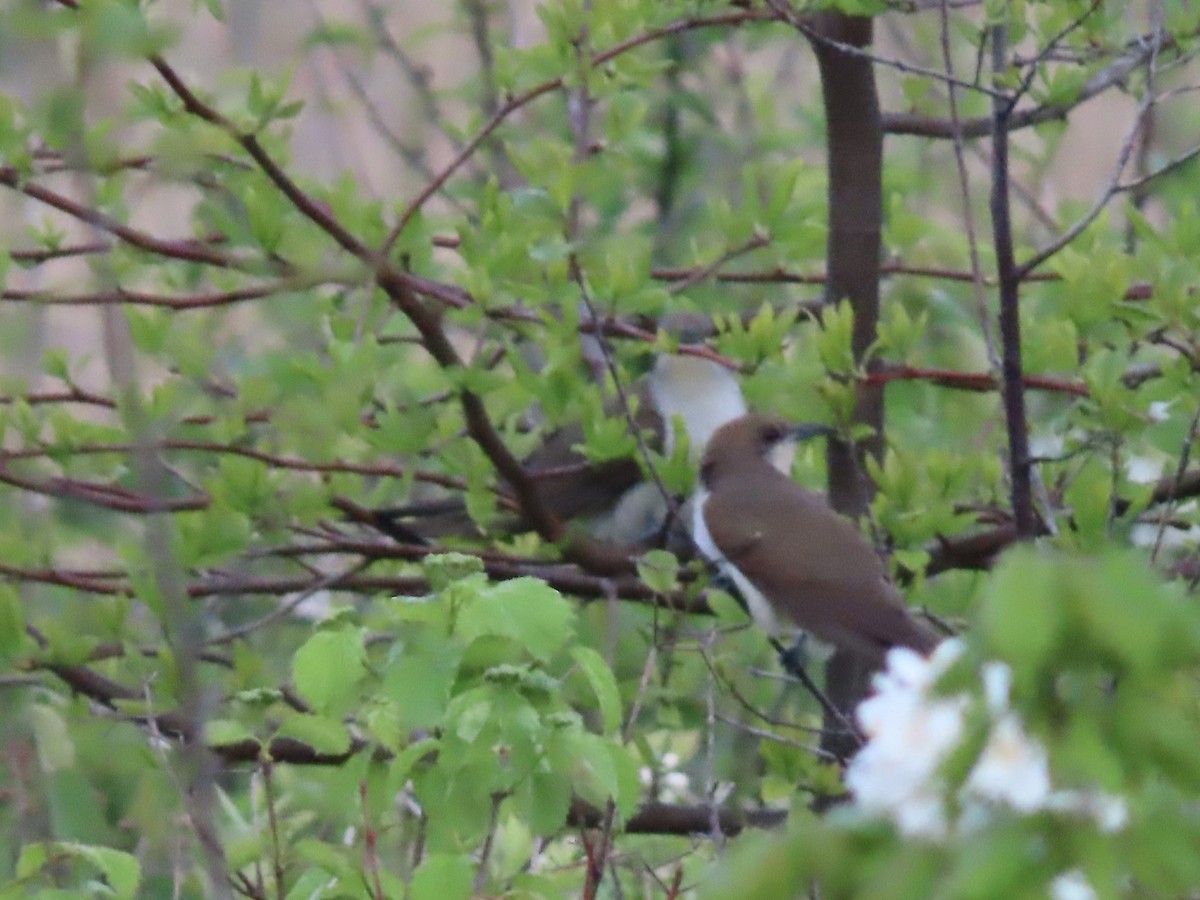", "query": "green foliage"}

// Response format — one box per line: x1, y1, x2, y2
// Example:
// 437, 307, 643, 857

1, 0, 1199, 896
705, 548, 1200, 899
16, 842, 140, 899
